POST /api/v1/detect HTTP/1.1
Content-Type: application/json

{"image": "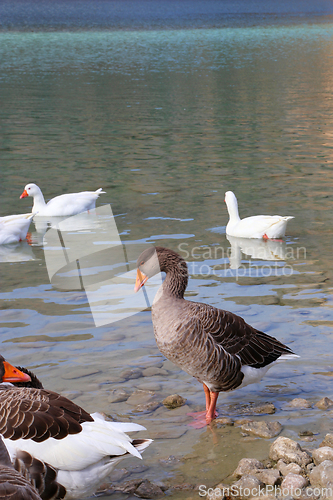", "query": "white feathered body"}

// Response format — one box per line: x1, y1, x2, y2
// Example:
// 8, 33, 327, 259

4, 412, 151, 499
22, 183, 105, 217
226, 214, 294, 239
0, 213, 33, 245
225, 191, 293, 239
